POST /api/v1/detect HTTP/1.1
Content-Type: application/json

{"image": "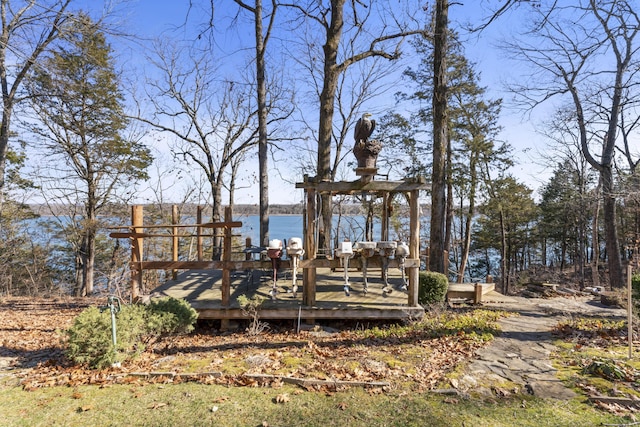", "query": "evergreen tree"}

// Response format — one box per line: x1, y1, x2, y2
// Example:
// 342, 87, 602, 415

27, 15, 152, 296
383, 31, 511, 280
538, 160, 596, 274
474, 176, 538, 294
